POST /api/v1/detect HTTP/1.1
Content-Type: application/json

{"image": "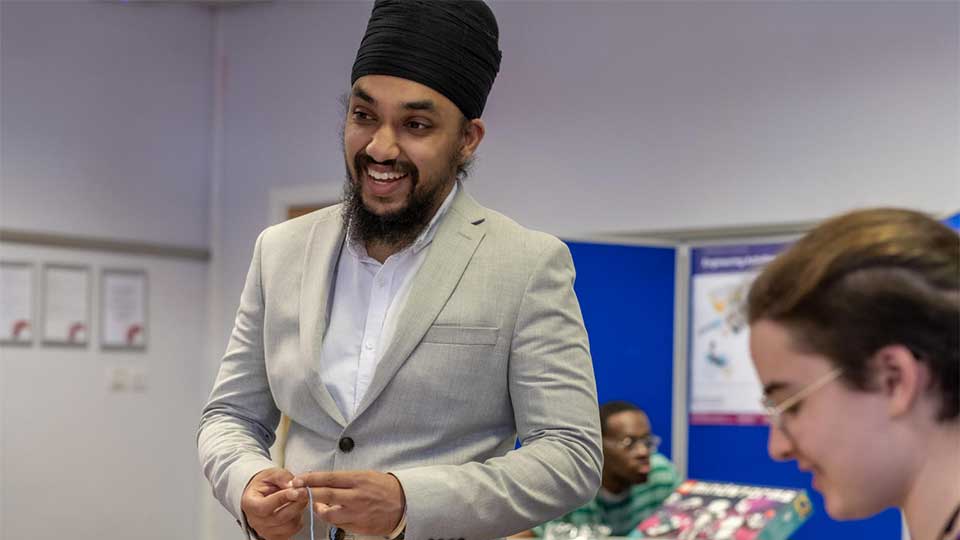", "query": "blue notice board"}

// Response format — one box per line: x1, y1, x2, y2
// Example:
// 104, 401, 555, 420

945, 211, 960, 231
566, 241, 677, 461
